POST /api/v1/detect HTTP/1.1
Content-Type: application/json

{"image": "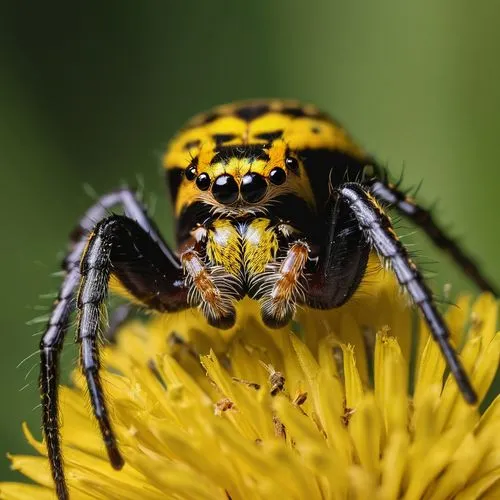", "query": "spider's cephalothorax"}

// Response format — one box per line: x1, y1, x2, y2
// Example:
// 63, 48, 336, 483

39, 99, 497, 499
